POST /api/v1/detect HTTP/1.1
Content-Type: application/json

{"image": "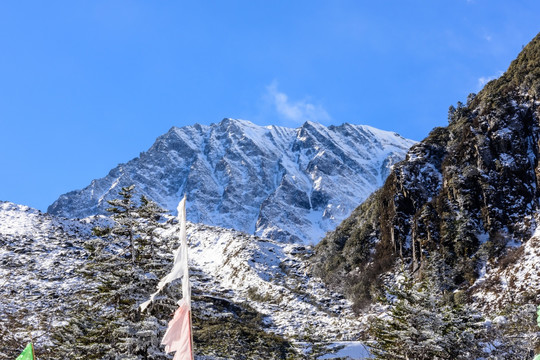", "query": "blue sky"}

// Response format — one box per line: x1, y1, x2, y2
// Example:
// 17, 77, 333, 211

0, 0, 539, 211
